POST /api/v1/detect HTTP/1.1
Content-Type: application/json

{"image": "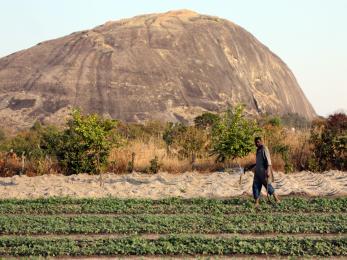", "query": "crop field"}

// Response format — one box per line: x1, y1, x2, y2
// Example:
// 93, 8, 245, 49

0, 197, 346, 257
